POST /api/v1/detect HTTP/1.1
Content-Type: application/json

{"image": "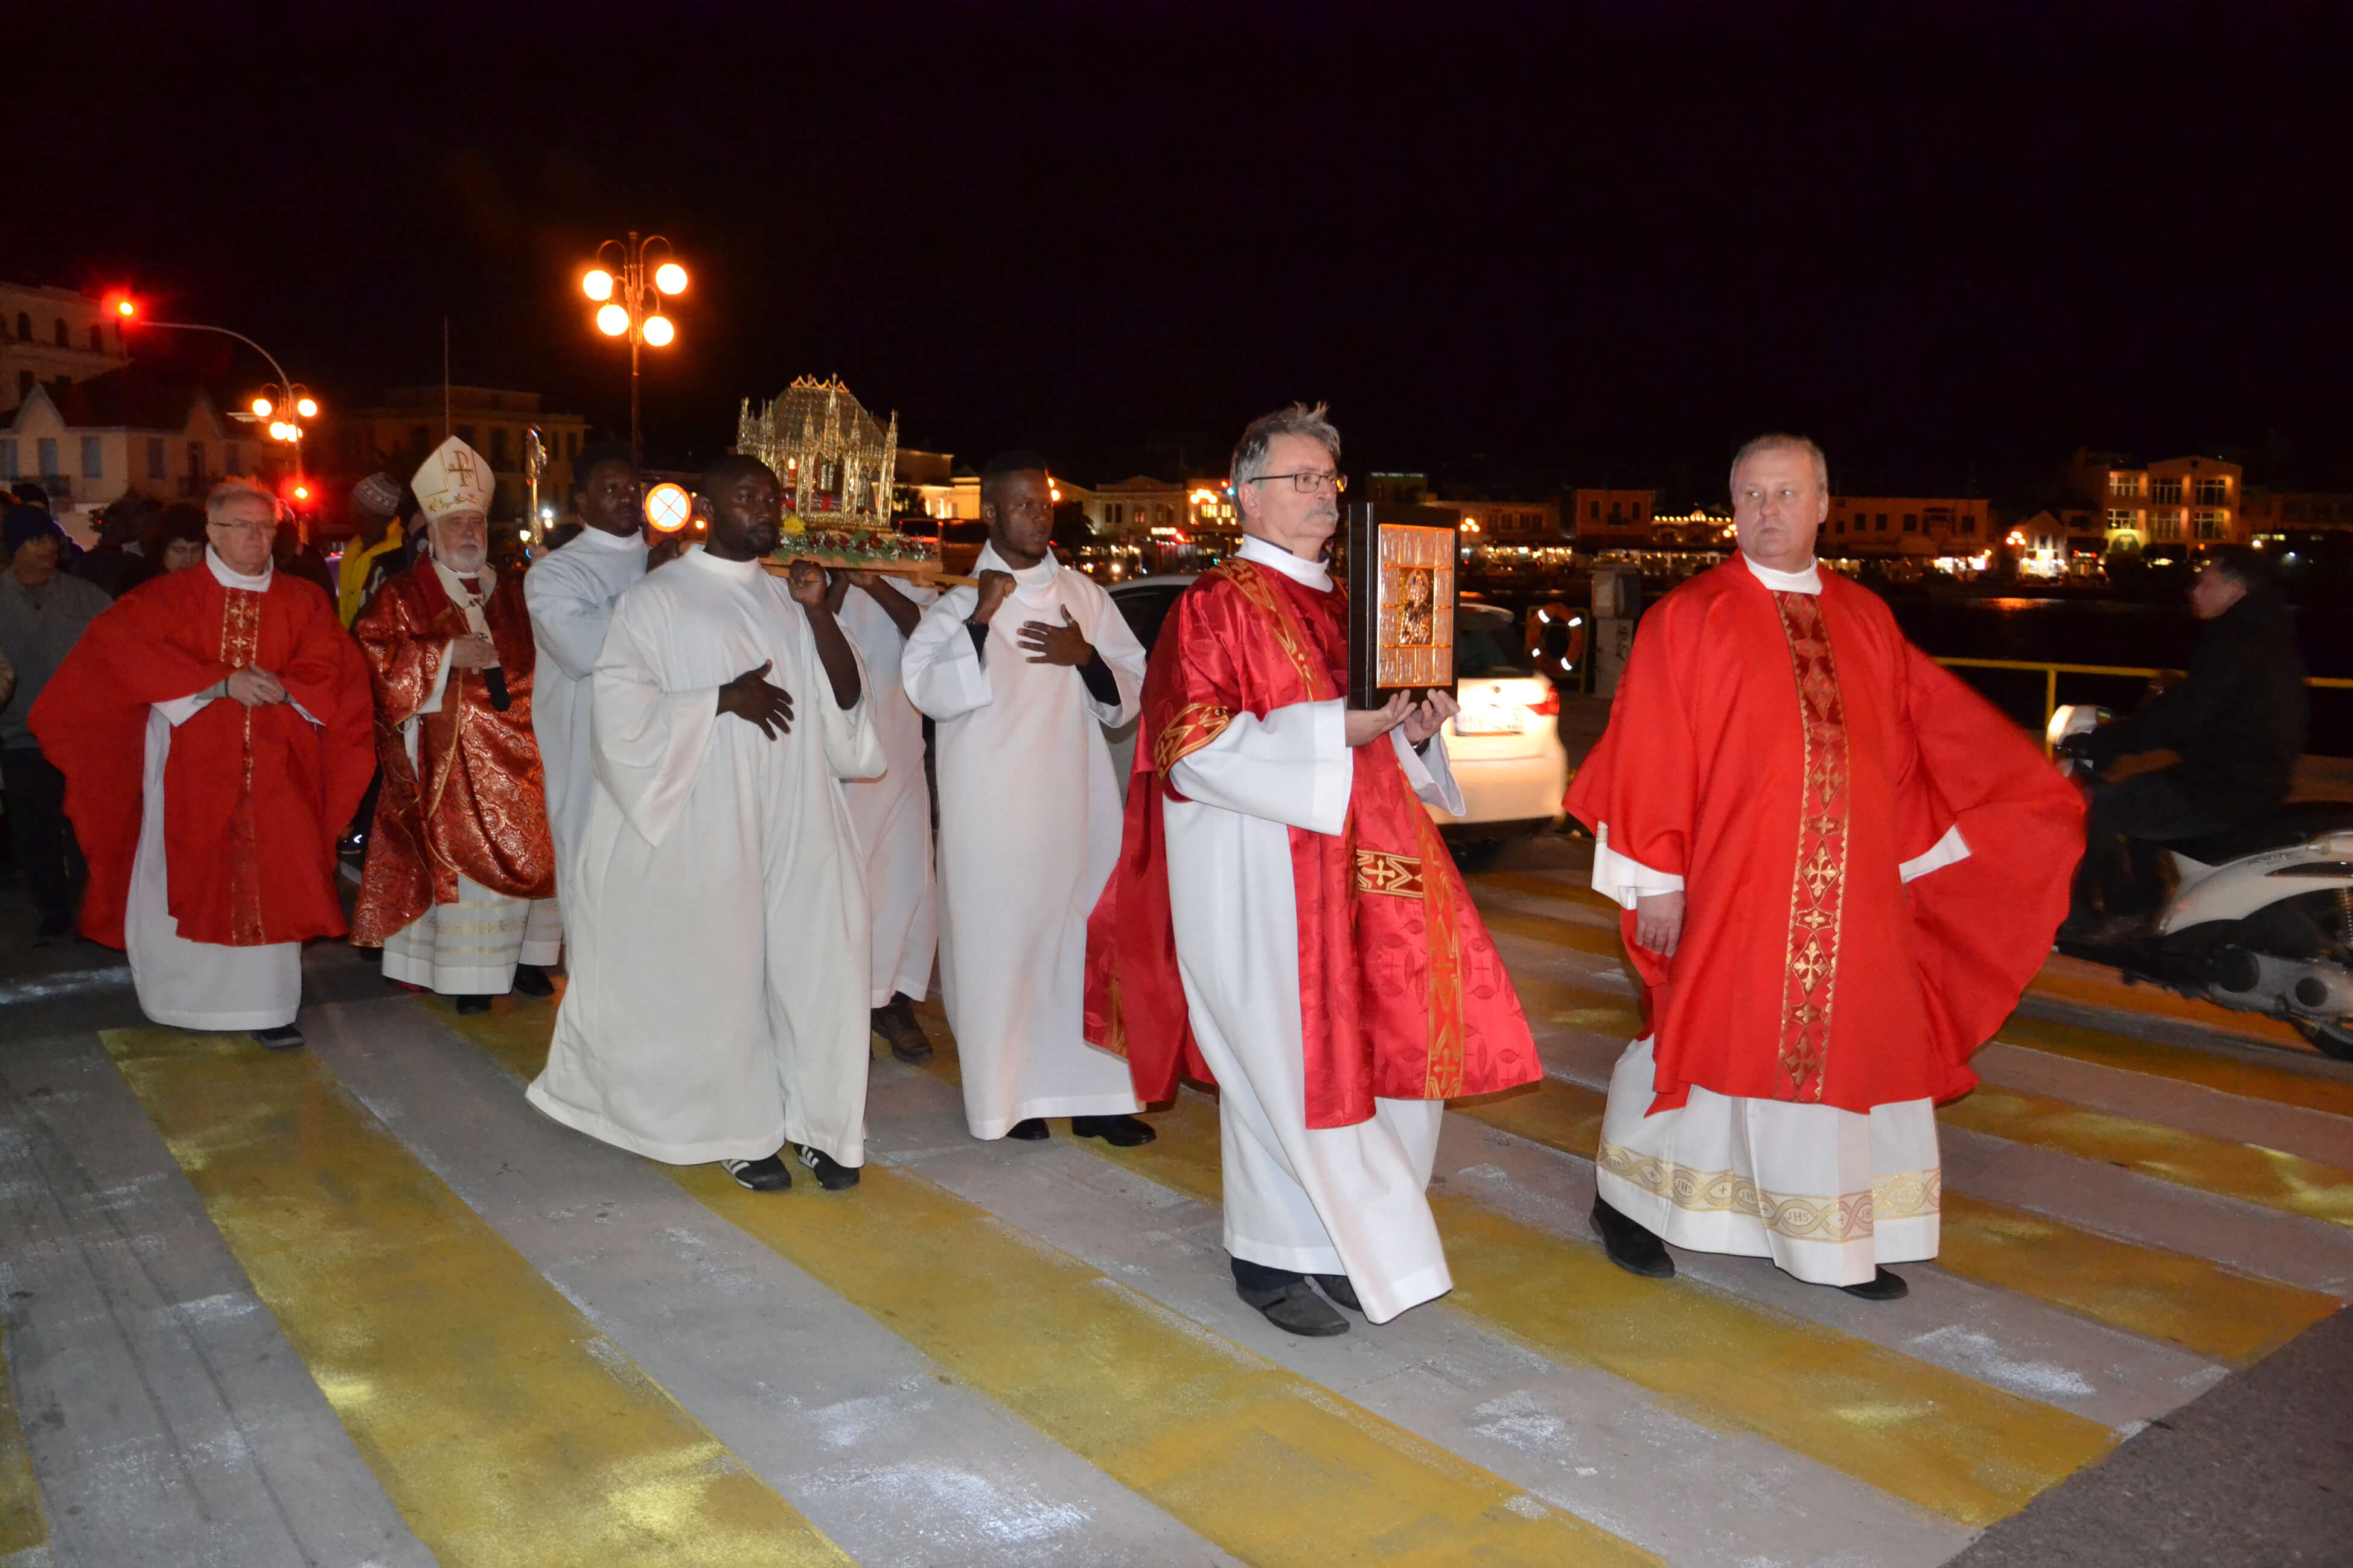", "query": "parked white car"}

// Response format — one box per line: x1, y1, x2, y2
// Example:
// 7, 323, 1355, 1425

1102, 578, 1568, 855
